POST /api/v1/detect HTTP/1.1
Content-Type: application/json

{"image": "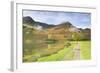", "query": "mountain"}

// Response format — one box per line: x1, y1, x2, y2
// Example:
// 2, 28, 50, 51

23, 16, 77, 30
23, 16, 91, 40
57, 21, 73, 28
23, 16, 35, 26
51, 21, 79, 32
23, 16, 56, 29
